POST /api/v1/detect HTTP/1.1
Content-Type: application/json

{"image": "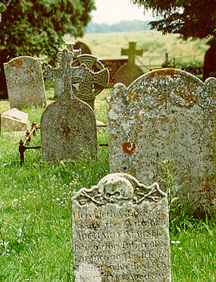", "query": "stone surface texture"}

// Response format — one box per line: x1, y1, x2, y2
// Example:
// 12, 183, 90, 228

1, 108, 29, 131
4, 56, 46, 109
108, 69, 216, 197
72, 173, 171, 281
41, 73, 97, 162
